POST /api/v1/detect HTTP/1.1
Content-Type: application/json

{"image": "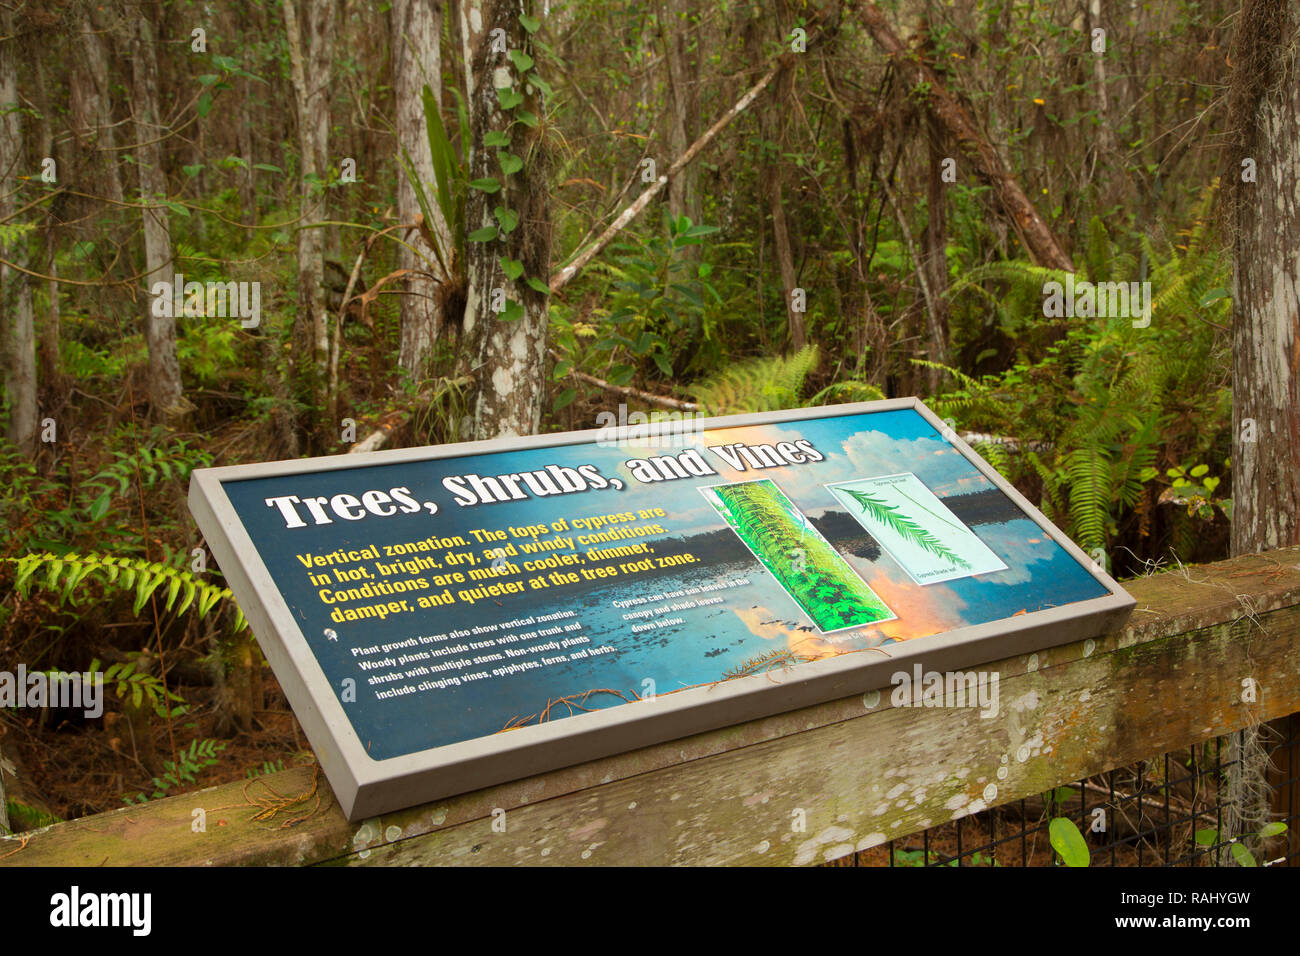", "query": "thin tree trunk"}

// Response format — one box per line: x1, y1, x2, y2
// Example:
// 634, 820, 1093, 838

132, 5, 186, 422
460, 0, 551, 438
767, 175, 804, 351
1226, 0, 1300, 864
33, 58, 61, 395
763, 60, 804, 352
283, 0, 337, 417
662, 0, 700, 227
0, 8, 36, 454
394, 0, 451, 376
922, 115, 952, 390
76, 10, 124, 204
